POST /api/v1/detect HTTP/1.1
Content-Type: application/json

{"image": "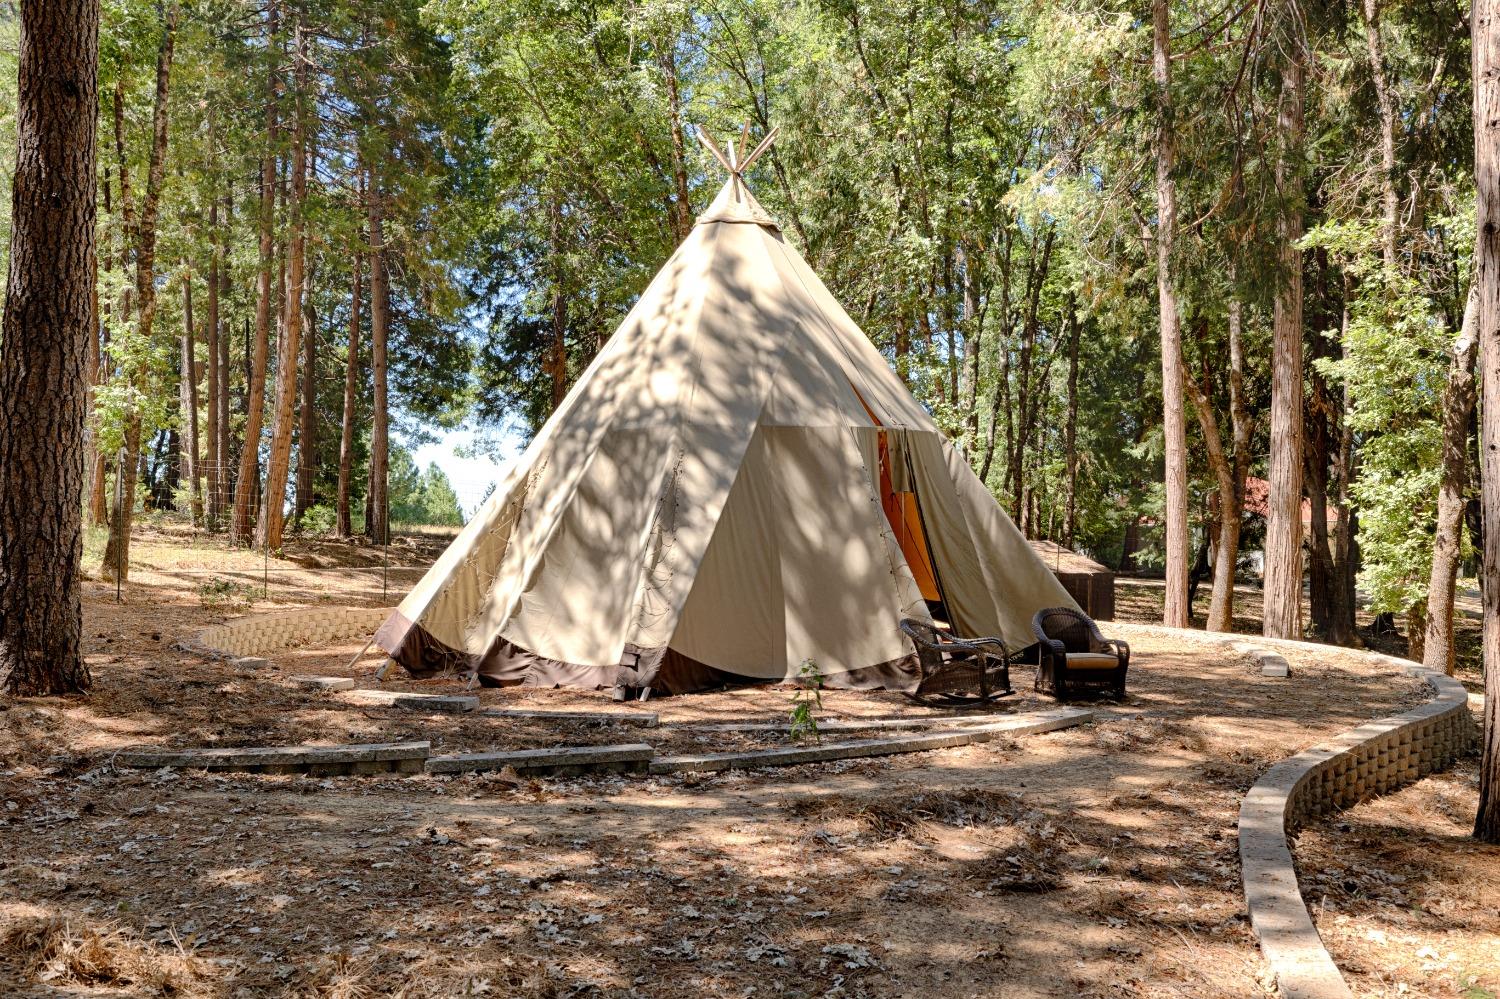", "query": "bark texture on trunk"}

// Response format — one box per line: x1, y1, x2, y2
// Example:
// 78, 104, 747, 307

204, 195, 221, 527
1264, 8, 1307, 639
337, 247, 362, 538
659, 38, 692, 242
1305, 320, 1336, 637
365, 172, 389, 544
180, 265, 202, 524
1424, 289, 1480, 674
1006, 230, 1052, 522
1182, 310, 1250, 635
258, 18, 307, 551
1471, 0, 1500, 843
215, 193, 232, 522
294, 258, 317, 527
1328, 296, 1360, 645
1063, 295, 1080, 549
231, 3, 278, 544
547, 191, 570, 412
1362, 0, 1400, 270
0, 0, 100, 696
1153, 0, 1189, 628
